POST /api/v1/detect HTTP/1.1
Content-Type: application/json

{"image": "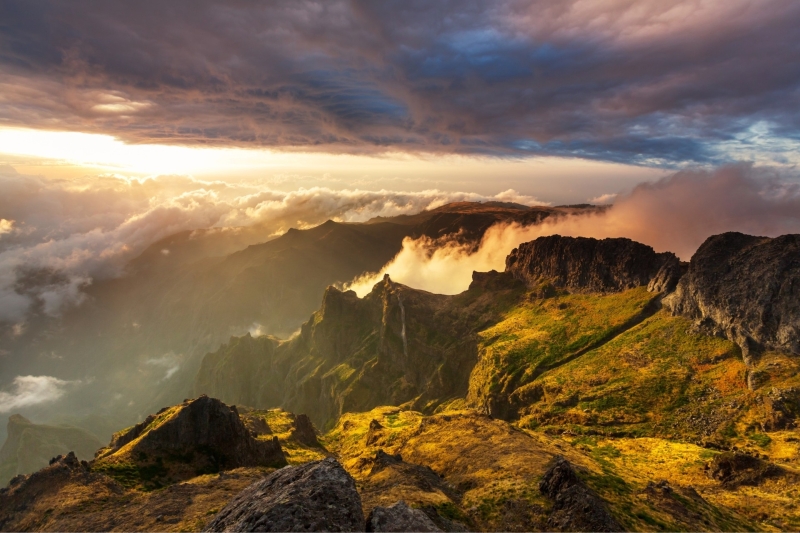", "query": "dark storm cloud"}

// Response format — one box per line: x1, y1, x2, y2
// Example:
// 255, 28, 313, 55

1, 0, 799, 164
